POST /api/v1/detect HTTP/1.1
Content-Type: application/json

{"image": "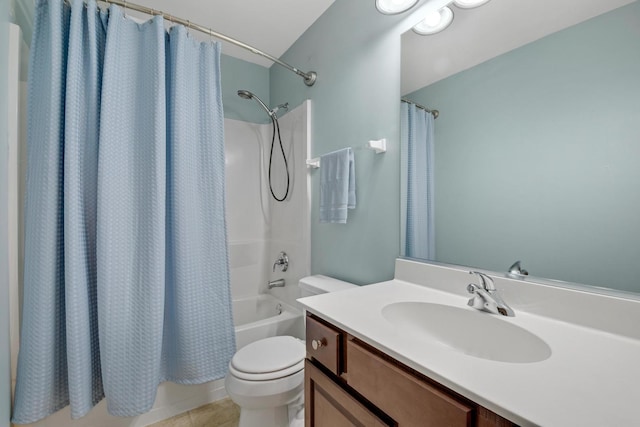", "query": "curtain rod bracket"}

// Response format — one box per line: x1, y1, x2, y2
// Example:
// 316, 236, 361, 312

303, 71, 317, 86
